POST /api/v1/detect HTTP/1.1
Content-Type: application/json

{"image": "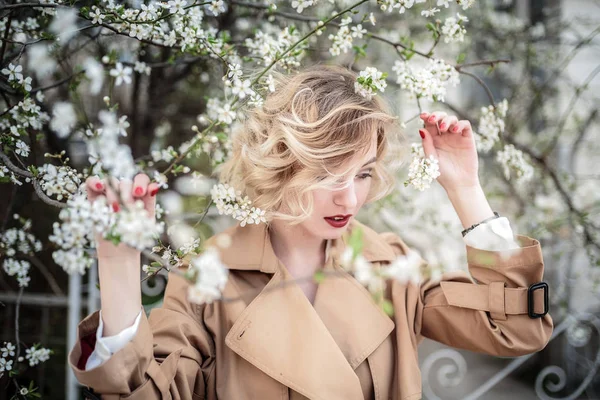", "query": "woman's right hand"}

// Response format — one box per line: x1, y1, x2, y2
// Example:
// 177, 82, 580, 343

85, 173, 160, 260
